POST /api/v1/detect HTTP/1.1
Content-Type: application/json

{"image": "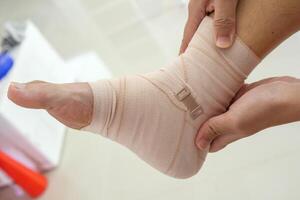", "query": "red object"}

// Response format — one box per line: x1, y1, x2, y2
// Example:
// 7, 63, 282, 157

0, 151, 48, 198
